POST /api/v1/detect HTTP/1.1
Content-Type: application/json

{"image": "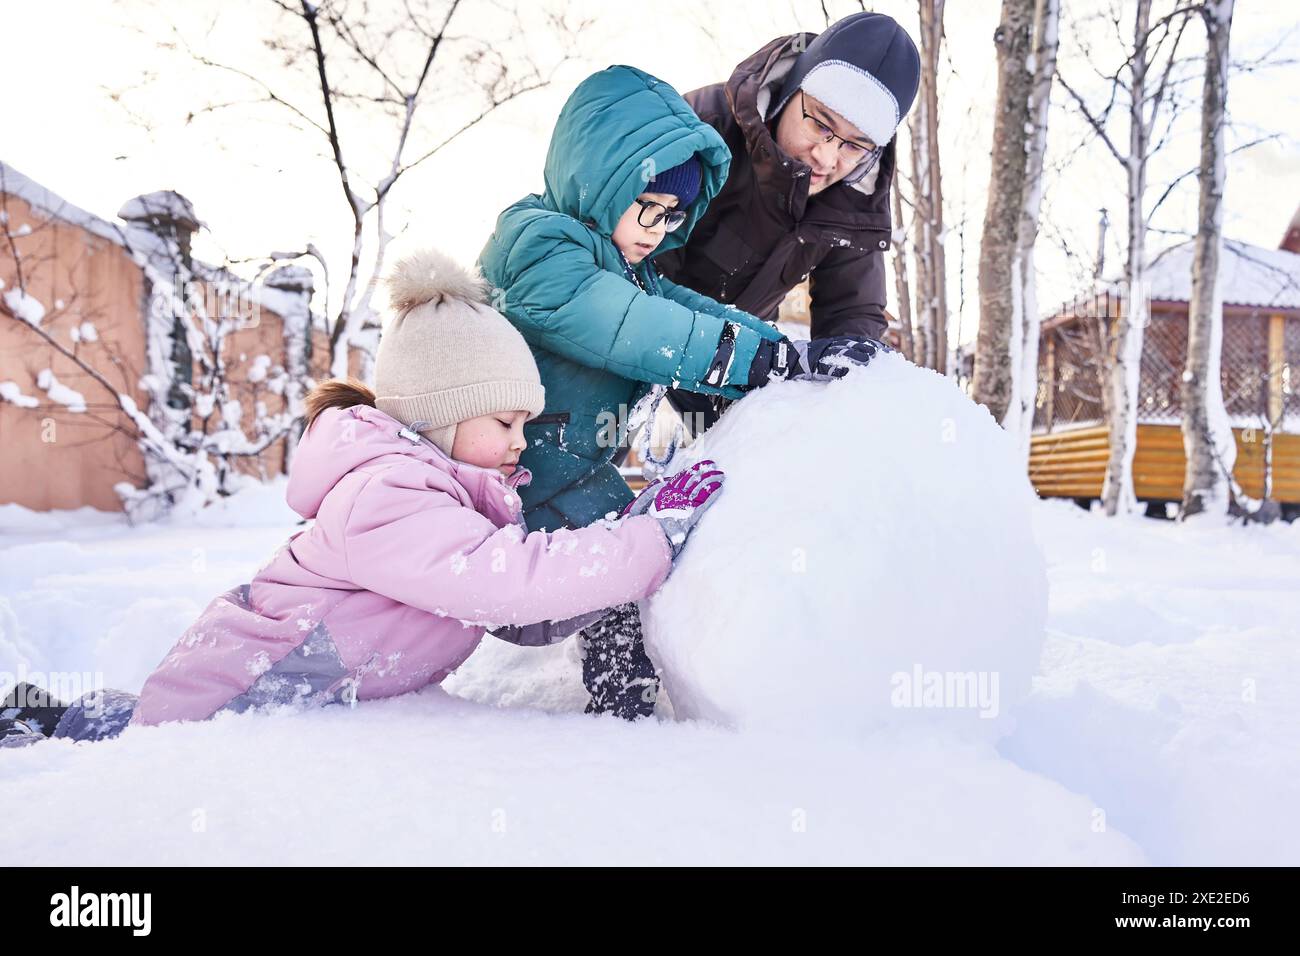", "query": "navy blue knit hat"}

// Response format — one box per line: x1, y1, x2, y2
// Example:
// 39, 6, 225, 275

646, 156, 703, 207
774, 13, 920, 152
